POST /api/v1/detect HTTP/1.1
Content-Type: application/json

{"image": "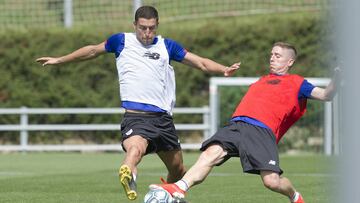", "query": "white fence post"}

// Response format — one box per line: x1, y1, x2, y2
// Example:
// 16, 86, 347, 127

133, 0, 142, 15
203, 106, 210, 140
64, 0, 73, 28
324, 102, 333, 155
333, 94, 341, 155
20, 106, 29, 151
209, 79, 219, 137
